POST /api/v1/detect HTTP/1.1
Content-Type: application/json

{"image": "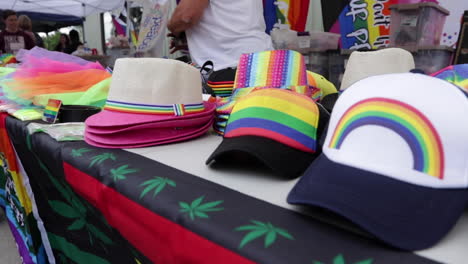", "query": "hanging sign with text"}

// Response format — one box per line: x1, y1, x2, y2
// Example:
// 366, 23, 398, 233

339, 0, 397, 50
